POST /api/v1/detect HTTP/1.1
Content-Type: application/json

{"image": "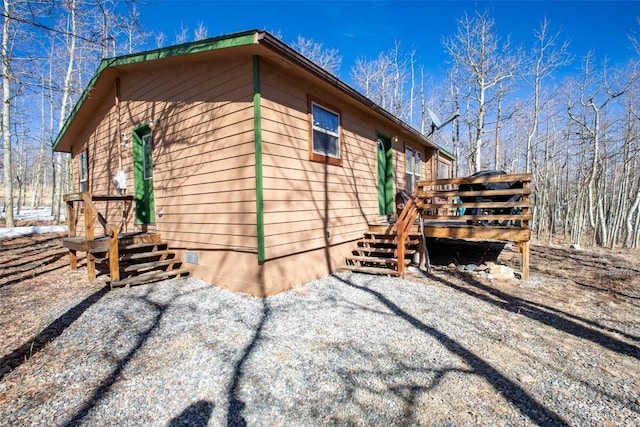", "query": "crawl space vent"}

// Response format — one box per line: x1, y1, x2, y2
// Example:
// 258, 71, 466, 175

185, 251, 199, 265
